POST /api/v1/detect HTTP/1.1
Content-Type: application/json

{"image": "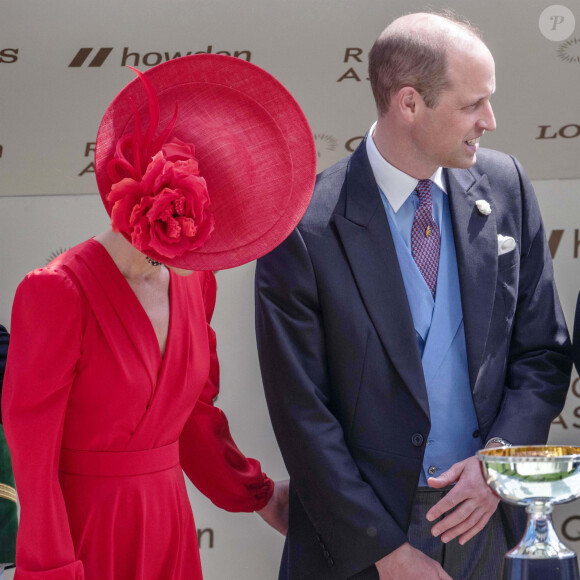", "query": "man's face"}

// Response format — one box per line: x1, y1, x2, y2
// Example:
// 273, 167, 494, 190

412, 41, 496, 174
